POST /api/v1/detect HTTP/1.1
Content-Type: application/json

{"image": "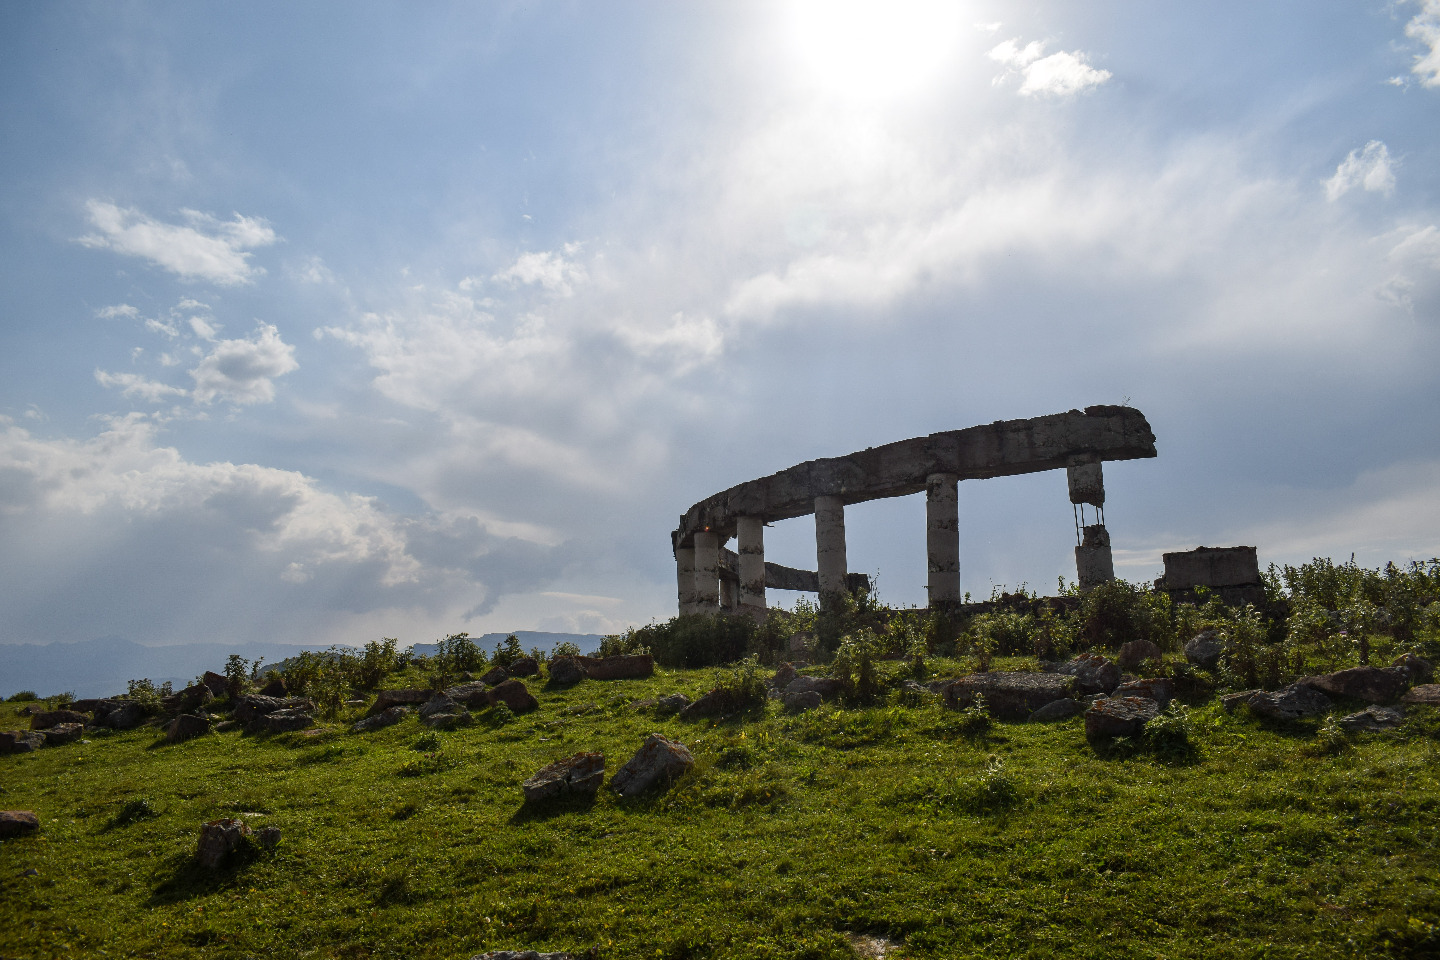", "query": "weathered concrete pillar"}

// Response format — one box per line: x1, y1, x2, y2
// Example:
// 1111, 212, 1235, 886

737, 516, 766, 611
693, 530, 720, 612
815, 495, 848, 605
925, 473, 960, 607
675, 545, 696, 615
1067, 458, 1105, 507
1075, 524, 1115, 592
719, 576, 737, 612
